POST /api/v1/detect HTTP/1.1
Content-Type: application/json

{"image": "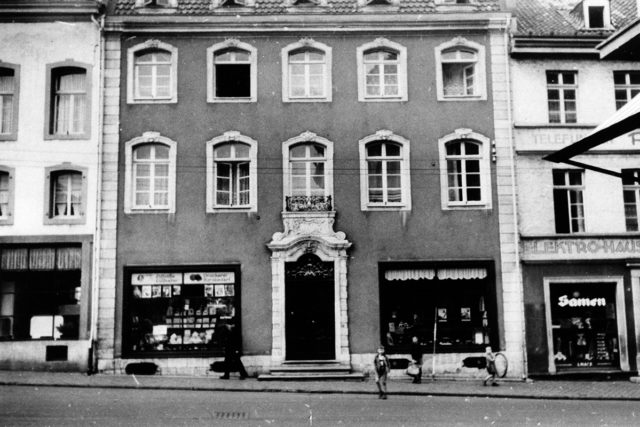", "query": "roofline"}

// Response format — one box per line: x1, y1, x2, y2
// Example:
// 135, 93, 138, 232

597, 17, 640, 59
510, 36, 604, 57
0, 1, 103, 22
